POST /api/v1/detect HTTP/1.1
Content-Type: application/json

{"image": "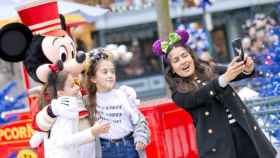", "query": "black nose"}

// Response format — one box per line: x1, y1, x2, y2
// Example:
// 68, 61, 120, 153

76, 51, 86, 63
